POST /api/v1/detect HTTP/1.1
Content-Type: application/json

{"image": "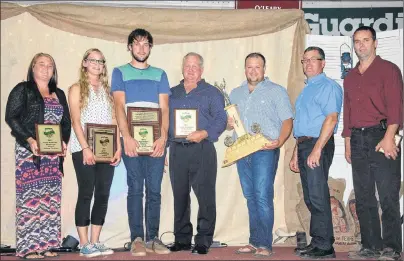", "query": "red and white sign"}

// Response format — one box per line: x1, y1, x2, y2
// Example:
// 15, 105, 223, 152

236, 0, 301, 10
